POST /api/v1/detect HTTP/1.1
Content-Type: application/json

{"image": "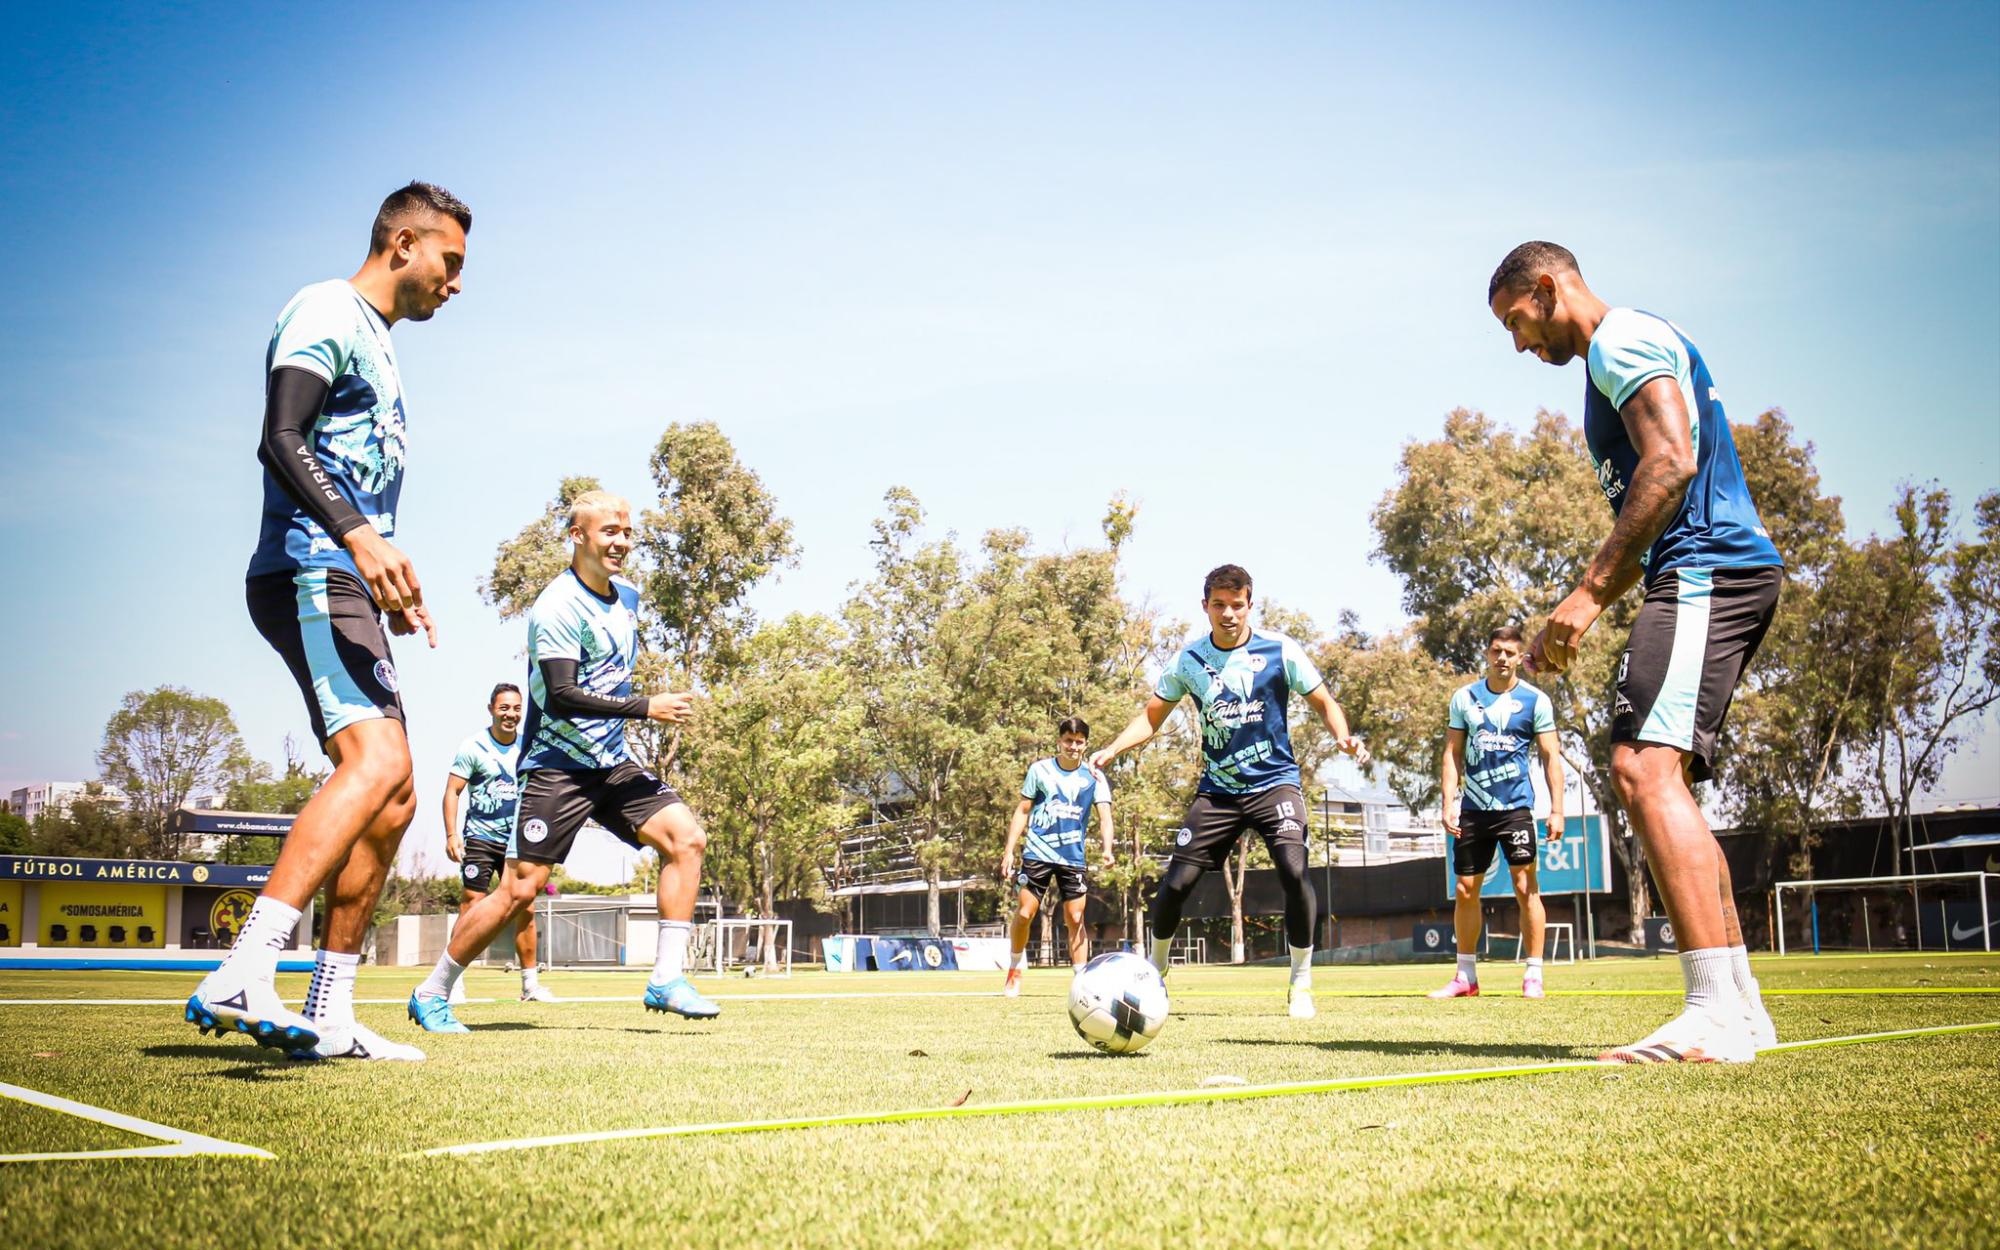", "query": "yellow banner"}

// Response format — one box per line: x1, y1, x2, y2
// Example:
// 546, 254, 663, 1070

0, 881, 21, 945
39, 882, 166, 948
